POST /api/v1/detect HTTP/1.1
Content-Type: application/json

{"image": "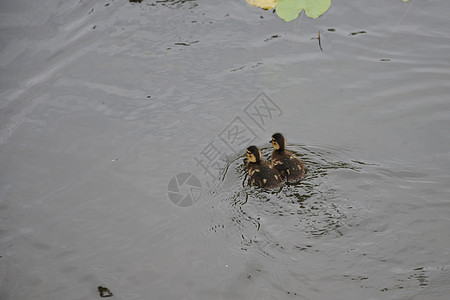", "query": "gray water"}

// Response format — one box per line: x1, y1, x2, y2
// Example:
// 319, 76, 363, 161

1, 0, 450, 299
